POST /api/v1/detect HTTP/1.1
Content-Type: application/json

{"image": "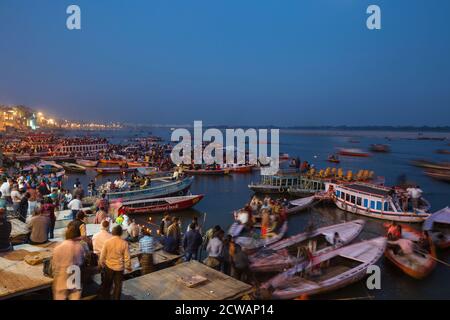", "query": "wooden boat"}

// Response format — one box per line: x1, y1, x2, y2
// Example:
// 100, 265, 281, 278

338, 148, 369, 157
411, 159, 450, 171
225, 164, 254, 173
436, 149, 450, 155
95, 167, 136, 174
325, 182, 431, 223
136, 167, 159, 176
76, 159, 98, 167
106, 176, 195, 202
263, 237, 386, 299
423, 207, 450, 249
370, 144, 391, 153
285, 196, 318, 215
41, 154, 74, 161
127, 161, 150, 167
326, 155, 340, 163
60, 162, 86, 173
249, 173, 325, 195
230, 221, 288, 254
424, 169, 450, 183
99, 158, 126, 165
120, 194, 204, 214
36, 160, 65, 177
385, 226, 437, 279
183, 168, 230, 175
249, 220, 365, 272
